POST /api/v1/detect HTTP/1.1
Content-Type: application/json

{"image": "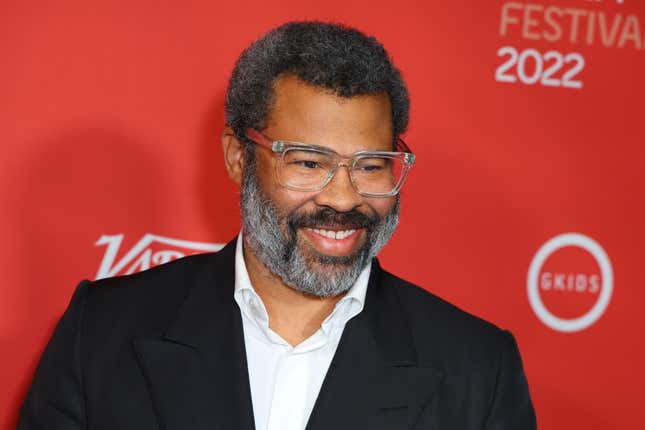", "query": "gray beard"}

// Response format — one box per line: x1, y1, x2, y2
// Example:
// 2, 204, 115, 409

240, 163, 399, 298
